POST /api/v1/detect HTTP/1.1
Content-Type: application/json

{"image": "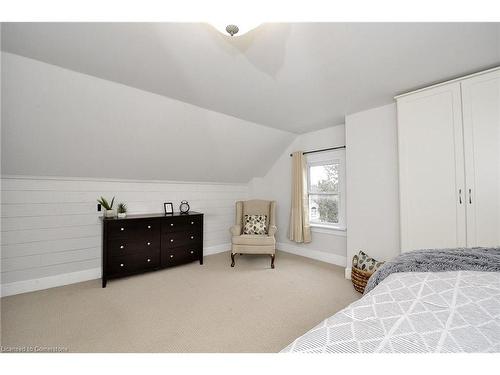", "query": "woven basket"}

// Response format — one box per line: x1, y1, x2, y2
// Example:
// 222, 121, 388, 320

351, 266, 373, 294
